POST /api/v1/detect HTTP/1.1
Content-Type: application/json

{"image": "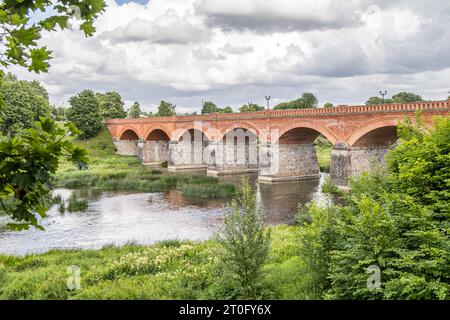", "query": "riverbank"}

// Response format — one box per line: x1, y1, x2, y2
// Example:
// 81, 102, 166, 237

0, 225, 311, 300
53, 128, 235, 198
